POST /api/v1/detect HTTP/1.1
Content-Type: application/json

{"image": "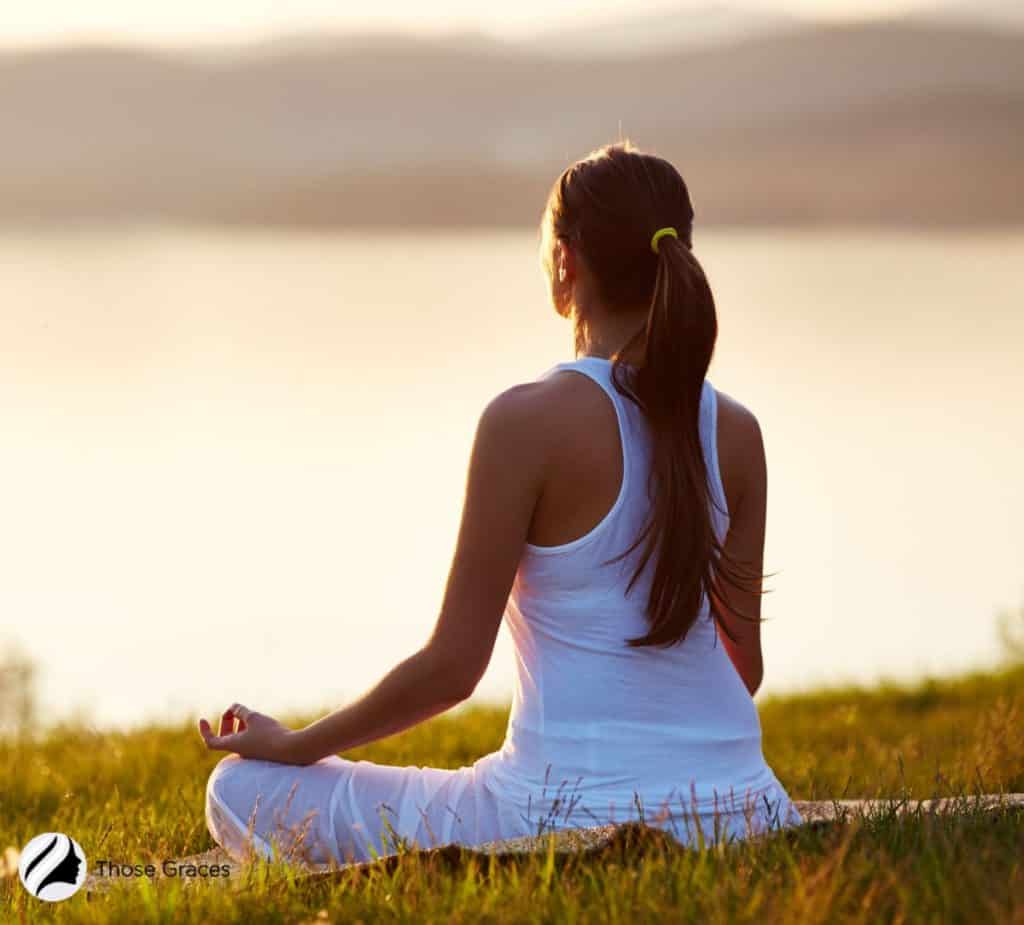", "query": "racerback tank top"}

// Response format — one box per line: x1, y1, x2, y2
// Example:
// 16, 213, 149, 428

476, 356, 786, 827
